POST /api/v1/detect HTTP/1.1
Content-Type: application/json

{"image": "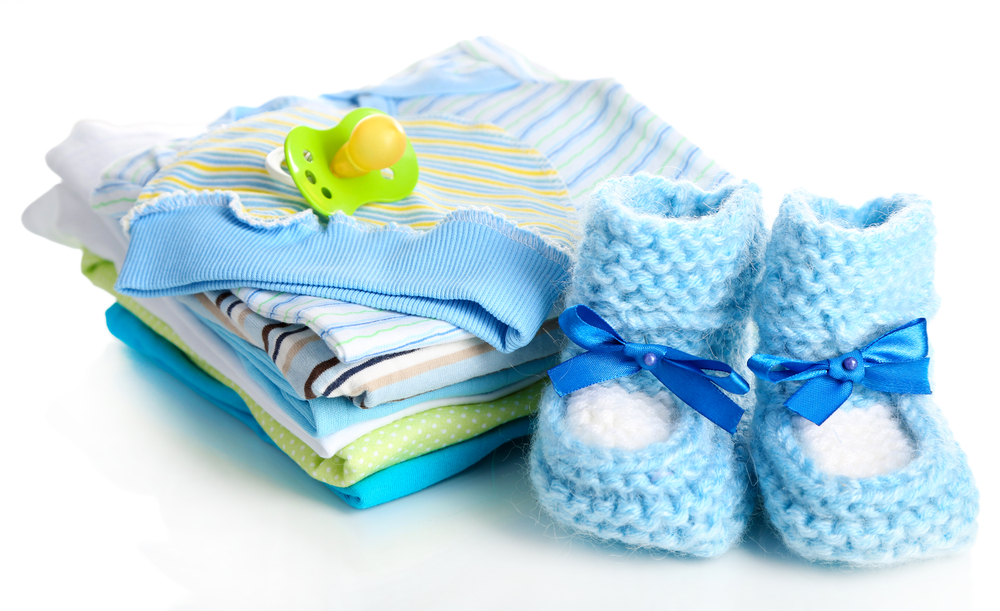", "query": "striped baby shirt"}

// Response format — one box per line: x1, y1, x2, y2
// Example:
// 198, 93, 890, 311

197, 289, 561, 406
93, 142, 486, 362
180, 291, 557, 440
